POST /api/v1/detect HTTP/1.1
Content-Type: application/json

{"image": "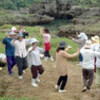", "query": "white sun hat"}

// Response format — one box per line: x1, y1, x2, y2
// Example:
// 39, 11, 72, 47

84, 40, 92, 48
78, 32, 88, 40
9, 31, 16, 35
30, 38, 39, 45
